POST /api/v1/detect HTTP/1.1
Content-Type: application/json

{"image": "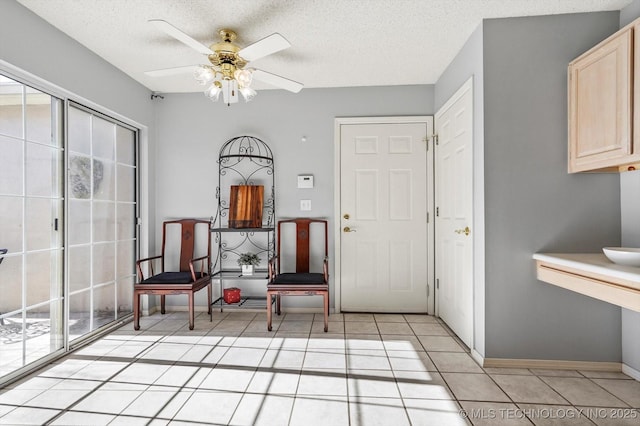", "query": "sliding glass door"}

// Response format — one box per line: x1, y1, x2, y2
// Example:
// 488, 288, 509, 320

67, 104, 137, 341
0, 75, 64, 376
0, 74, 138, 381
